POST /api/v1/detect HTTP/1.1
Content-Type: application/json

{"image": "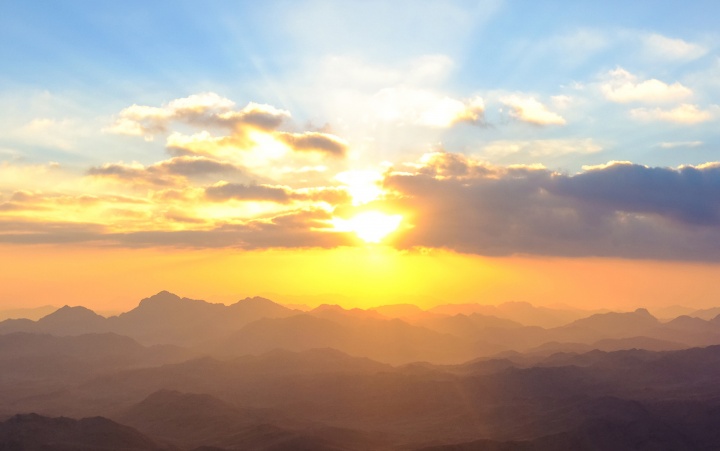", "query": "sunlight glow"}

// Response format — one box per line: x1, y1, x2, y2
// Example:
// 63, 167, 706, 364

332, 211, 403, 243
335, 170, 384, 205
